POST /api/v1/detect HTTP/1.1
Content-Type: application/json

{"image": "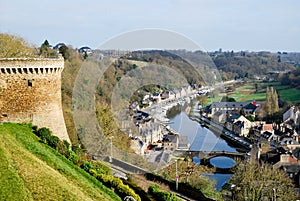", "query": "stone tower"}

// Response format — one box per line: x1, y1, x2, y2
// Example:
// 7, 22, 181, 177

0, 57, 70, 143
